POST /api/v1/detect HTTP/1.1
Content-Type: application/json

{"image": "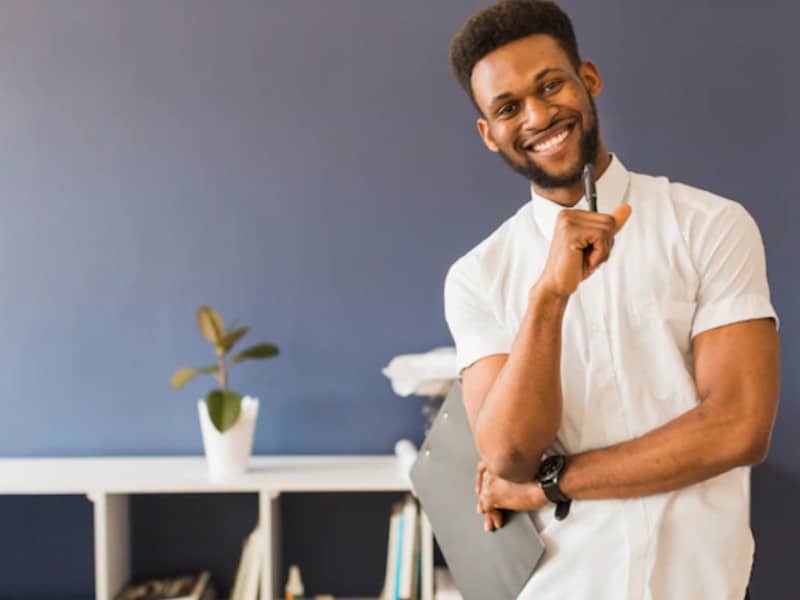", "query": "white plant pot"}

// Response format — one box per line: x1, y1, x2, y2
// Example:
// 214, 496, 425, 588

198, 395, 259, 481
